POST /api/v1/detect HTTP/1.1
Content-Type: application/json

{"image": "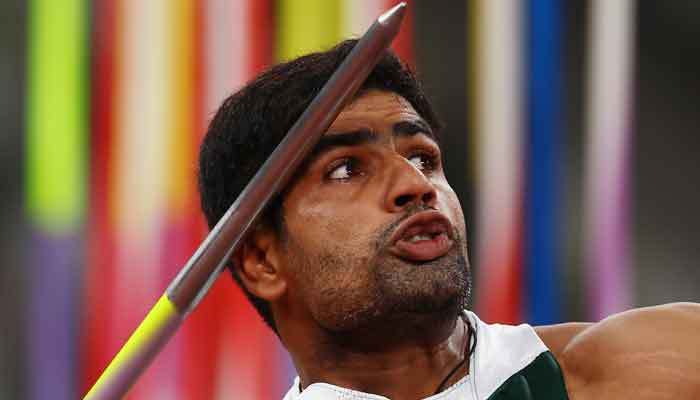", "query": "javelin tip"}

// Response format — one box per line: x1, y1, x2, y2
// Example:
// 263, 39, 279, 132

378, 2, 407, 25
